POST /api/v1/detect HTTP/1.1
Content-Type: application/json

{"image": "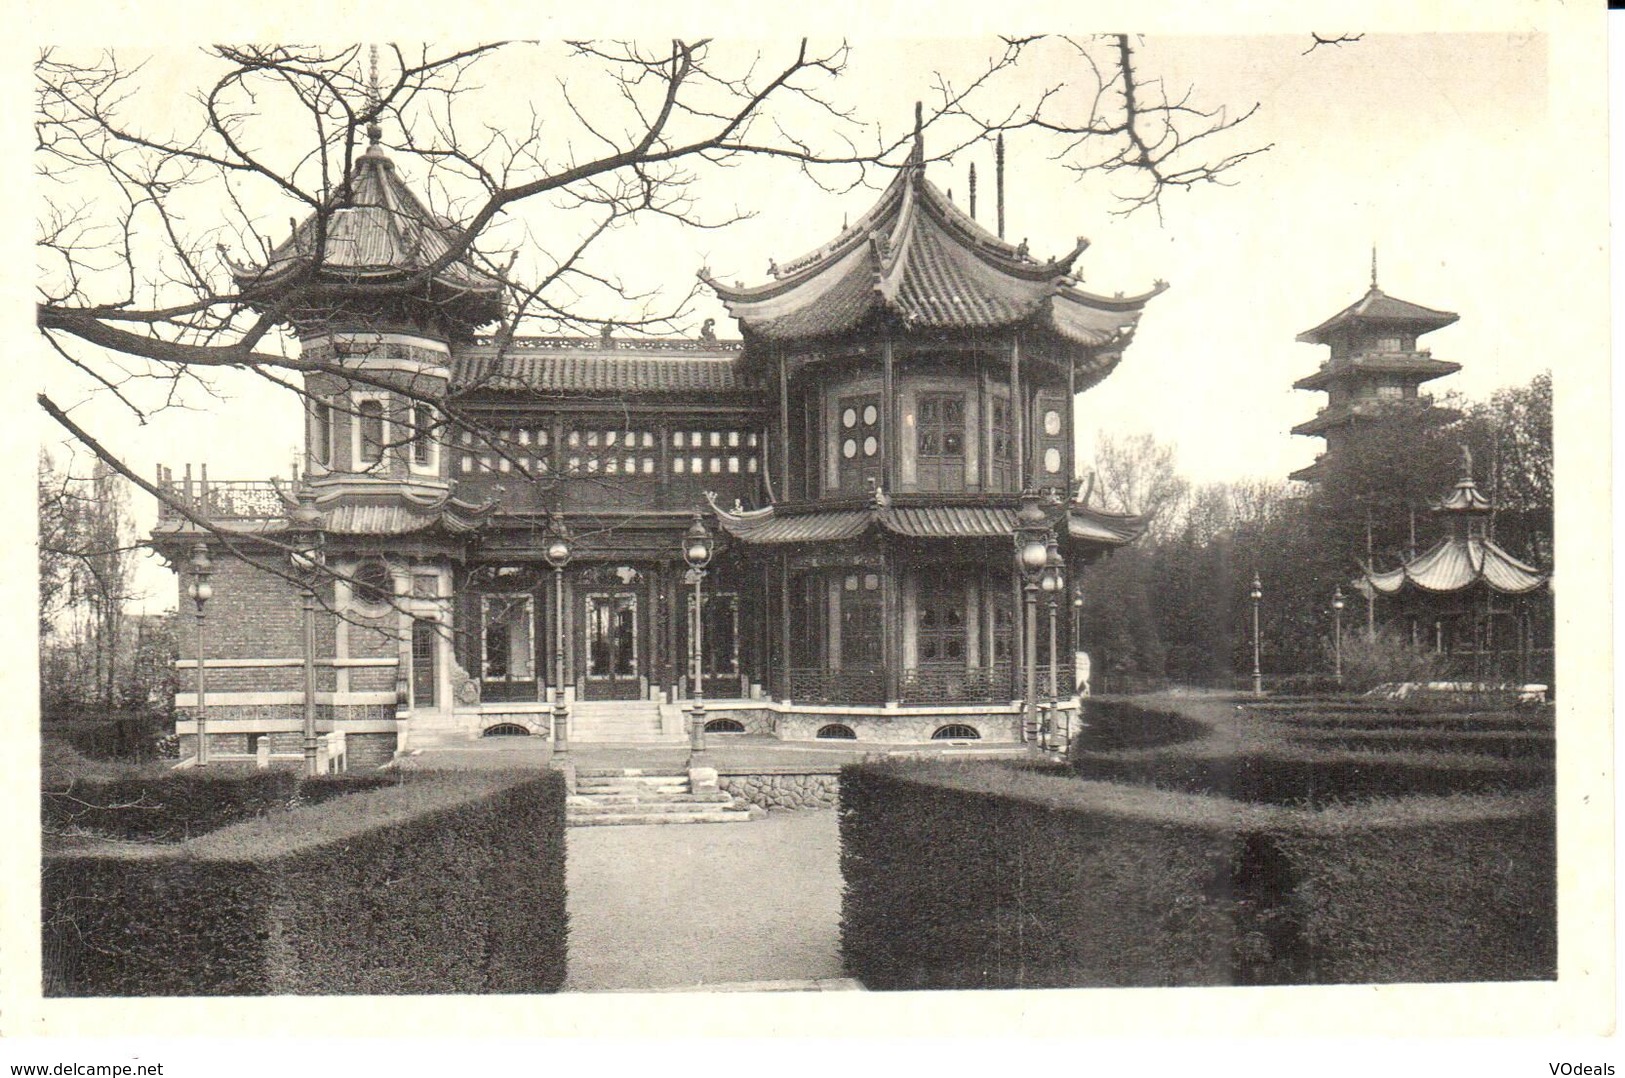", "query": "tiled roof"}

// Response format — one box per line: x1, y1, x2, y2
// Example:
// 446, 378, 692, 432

701, 161, 1163, 350
233, 145, 502, 326
711, 498, 1145, 548
1365, 537, 1548, 596
452, 339, 752, 394
1297, 287, 1458, 345
311, 490, 490, 536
